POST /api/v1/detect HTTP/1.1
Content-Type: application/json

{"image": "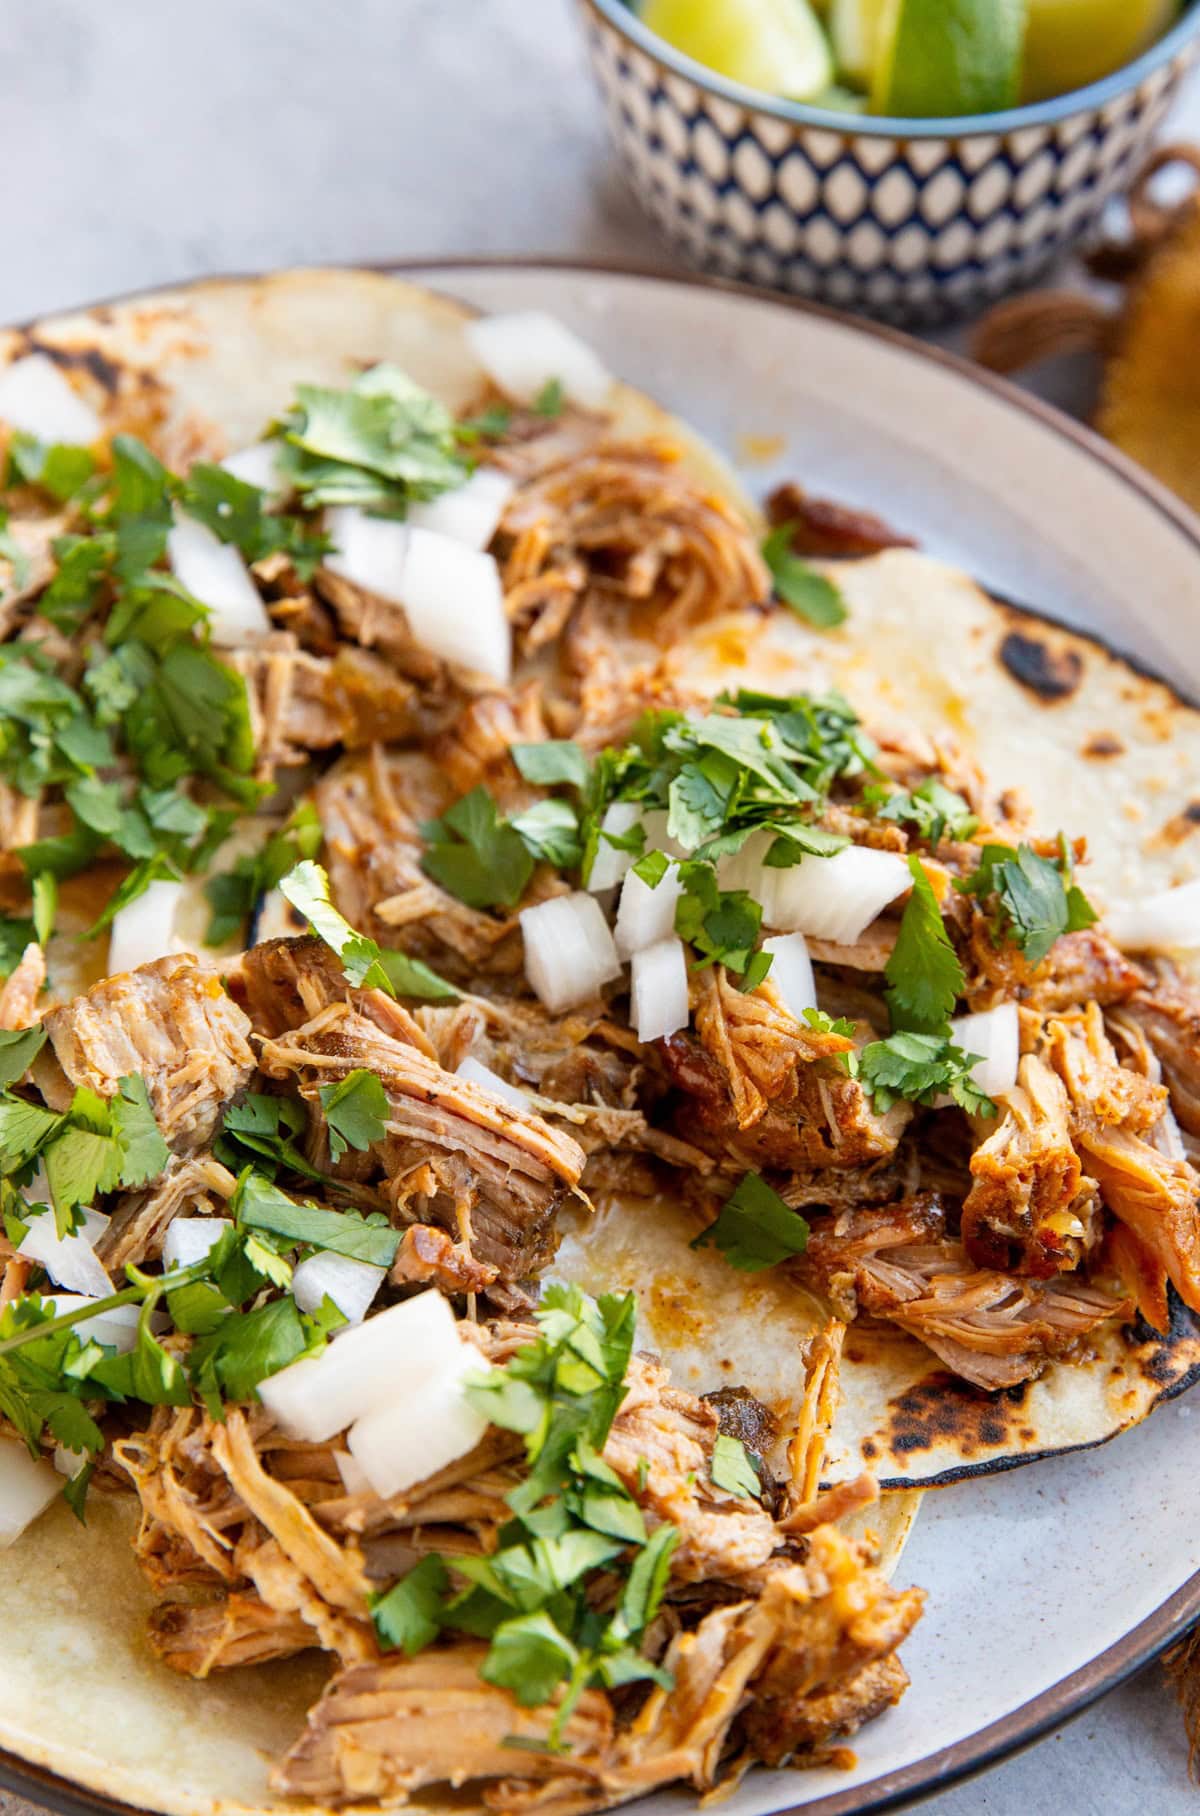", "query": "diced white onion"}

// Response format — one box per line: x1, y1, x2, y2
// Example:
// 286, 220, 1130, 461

455, 1056, 530, 1111
950, 1002, 1021, 1100
19, 1208, 112, 1299
520, 892, 622, 1013
167, 513, 271, 644
324, 508, 510, 684
292, 1252, 385, 1327
333, 1448, 371, 1495
761, 932, 817, 1018
407, 468, 514, 550
758, 846, 911, 942
46, 1294, 142, 1354
0, 1440, 61, 1548
0, 353, 101, 445
256, 1289, 465, 1443
1106, 879, 1200, 953
221, 440, 285, 495
465, 311, 612, 410
346, 1345, 490, 1500
107, 879, 186, 976
162, 1216, 232, 1271
630, 937, 690, 1043
614, 861, 683, 959
587, 803, 642, 893
53, 1446, 87, 1479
